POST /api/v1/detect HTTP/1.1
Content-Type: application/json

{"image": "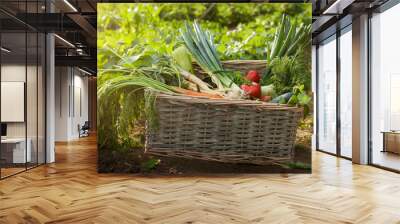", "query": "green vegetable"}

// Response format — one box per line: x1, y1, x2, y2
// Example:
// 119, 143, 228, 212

265, 55, 310, 96
261, 84, 275, 97
287, 85, 312, 116
283, 161, 311, 170
263, 14, 311, 87
271, 92, 292, 103
172, 45, 193, 73
267, 14, 311, 61
98, 74, 176, 98
141, 158, 161, 172
97, 46, 185, 150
